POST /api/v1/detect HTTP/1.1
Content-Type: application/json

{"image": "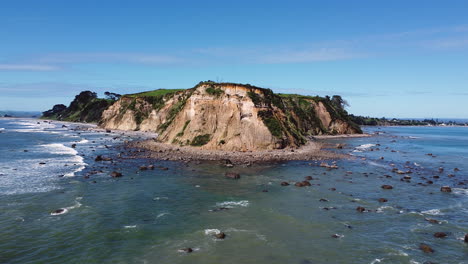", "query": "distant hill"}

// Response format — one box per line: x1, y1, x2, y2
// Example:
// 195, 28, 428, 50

0, 111, 42, 118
